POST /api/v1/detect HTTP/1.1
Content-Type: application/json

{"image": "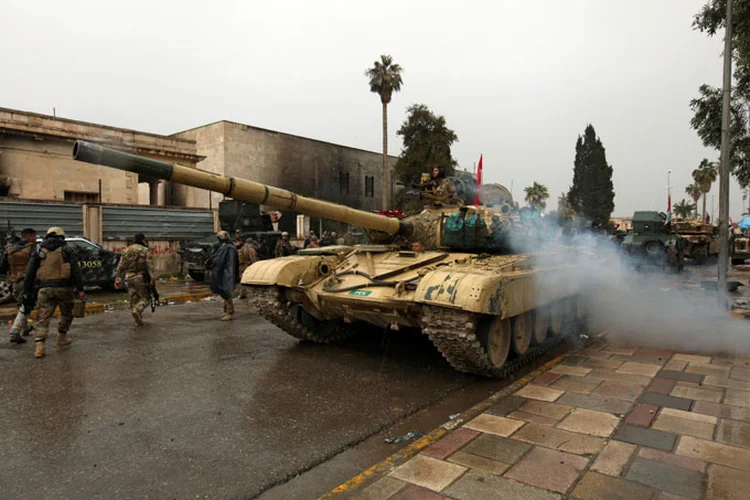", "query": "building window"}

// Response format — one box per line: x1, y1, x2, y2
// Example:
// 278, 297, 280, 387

64, 191, 99, 203
364, 176, 374, 198
339, 172, 350, 195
